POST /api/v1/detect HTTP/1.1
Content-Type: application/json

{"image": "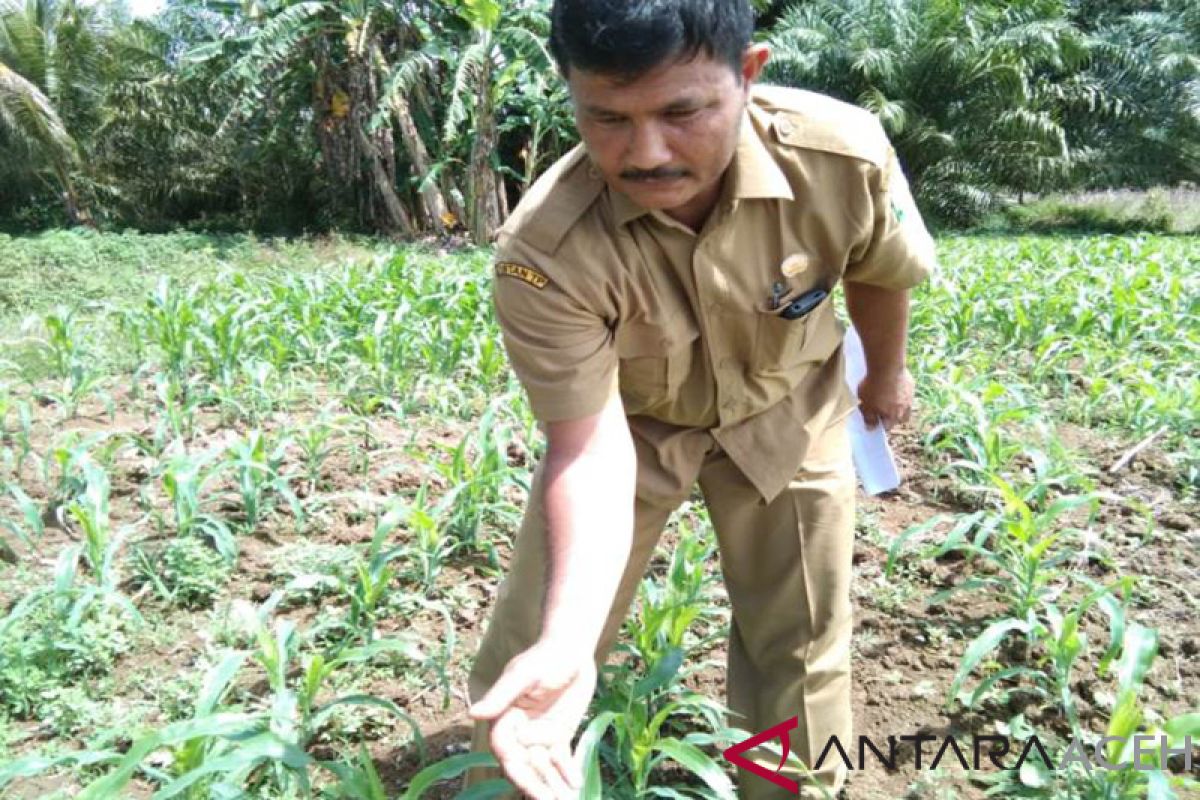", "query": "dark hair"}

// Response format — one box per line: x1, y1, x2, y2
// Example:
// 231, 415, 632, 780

549, 0, 755, 80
